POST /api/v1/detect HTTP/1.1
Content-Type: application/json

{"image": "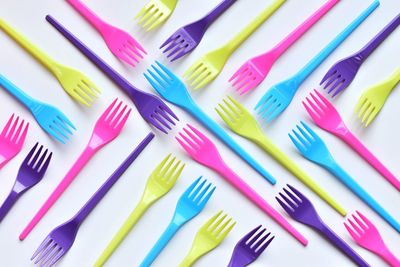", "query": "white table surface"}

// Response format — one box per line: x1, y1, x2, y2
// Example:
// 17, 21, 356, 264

0, 0, 399, 266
